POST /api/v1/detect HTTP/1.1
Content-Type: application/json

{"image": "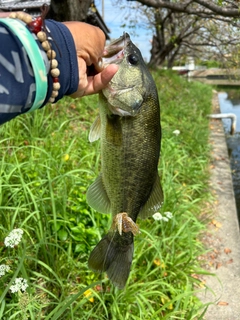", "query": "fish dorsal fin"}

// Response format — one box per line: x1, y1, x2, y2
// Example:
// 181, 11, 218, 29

138, 174, 164, 219
89, 114, 101, 142
86, 174, 111, 214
